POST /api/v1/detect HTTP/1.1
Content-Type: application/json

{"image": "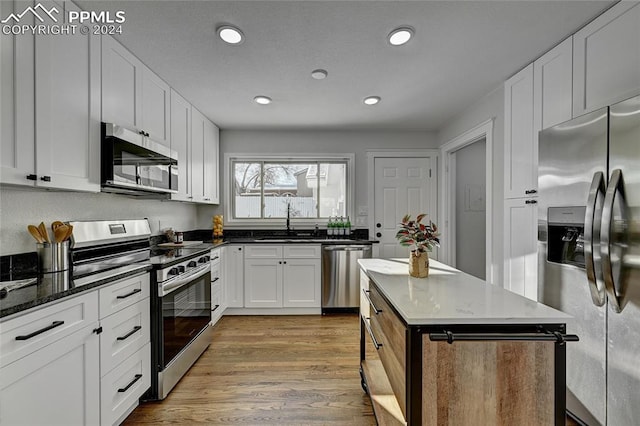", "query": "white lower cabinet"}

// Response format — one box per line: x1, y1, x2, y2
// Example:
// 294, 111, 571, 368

98, 273, 151, 426
210, 247, 224, 325
244, 245, 321, 309
503, 198, 538, 300
0, 292, 101, 426
224, 245, 245, 308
